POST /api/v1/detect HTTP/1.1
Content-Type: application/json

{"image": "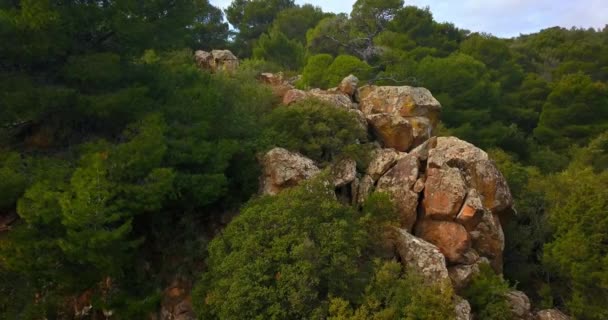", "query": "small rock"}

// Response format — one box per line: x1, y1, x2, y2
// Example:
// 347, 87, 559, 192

413, 177, 426, 193
505, 290, 533, 320
338, 74, 359, 97
454, 296, 473, 320
456, 189, 485, 231
536, 309, 570, 320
